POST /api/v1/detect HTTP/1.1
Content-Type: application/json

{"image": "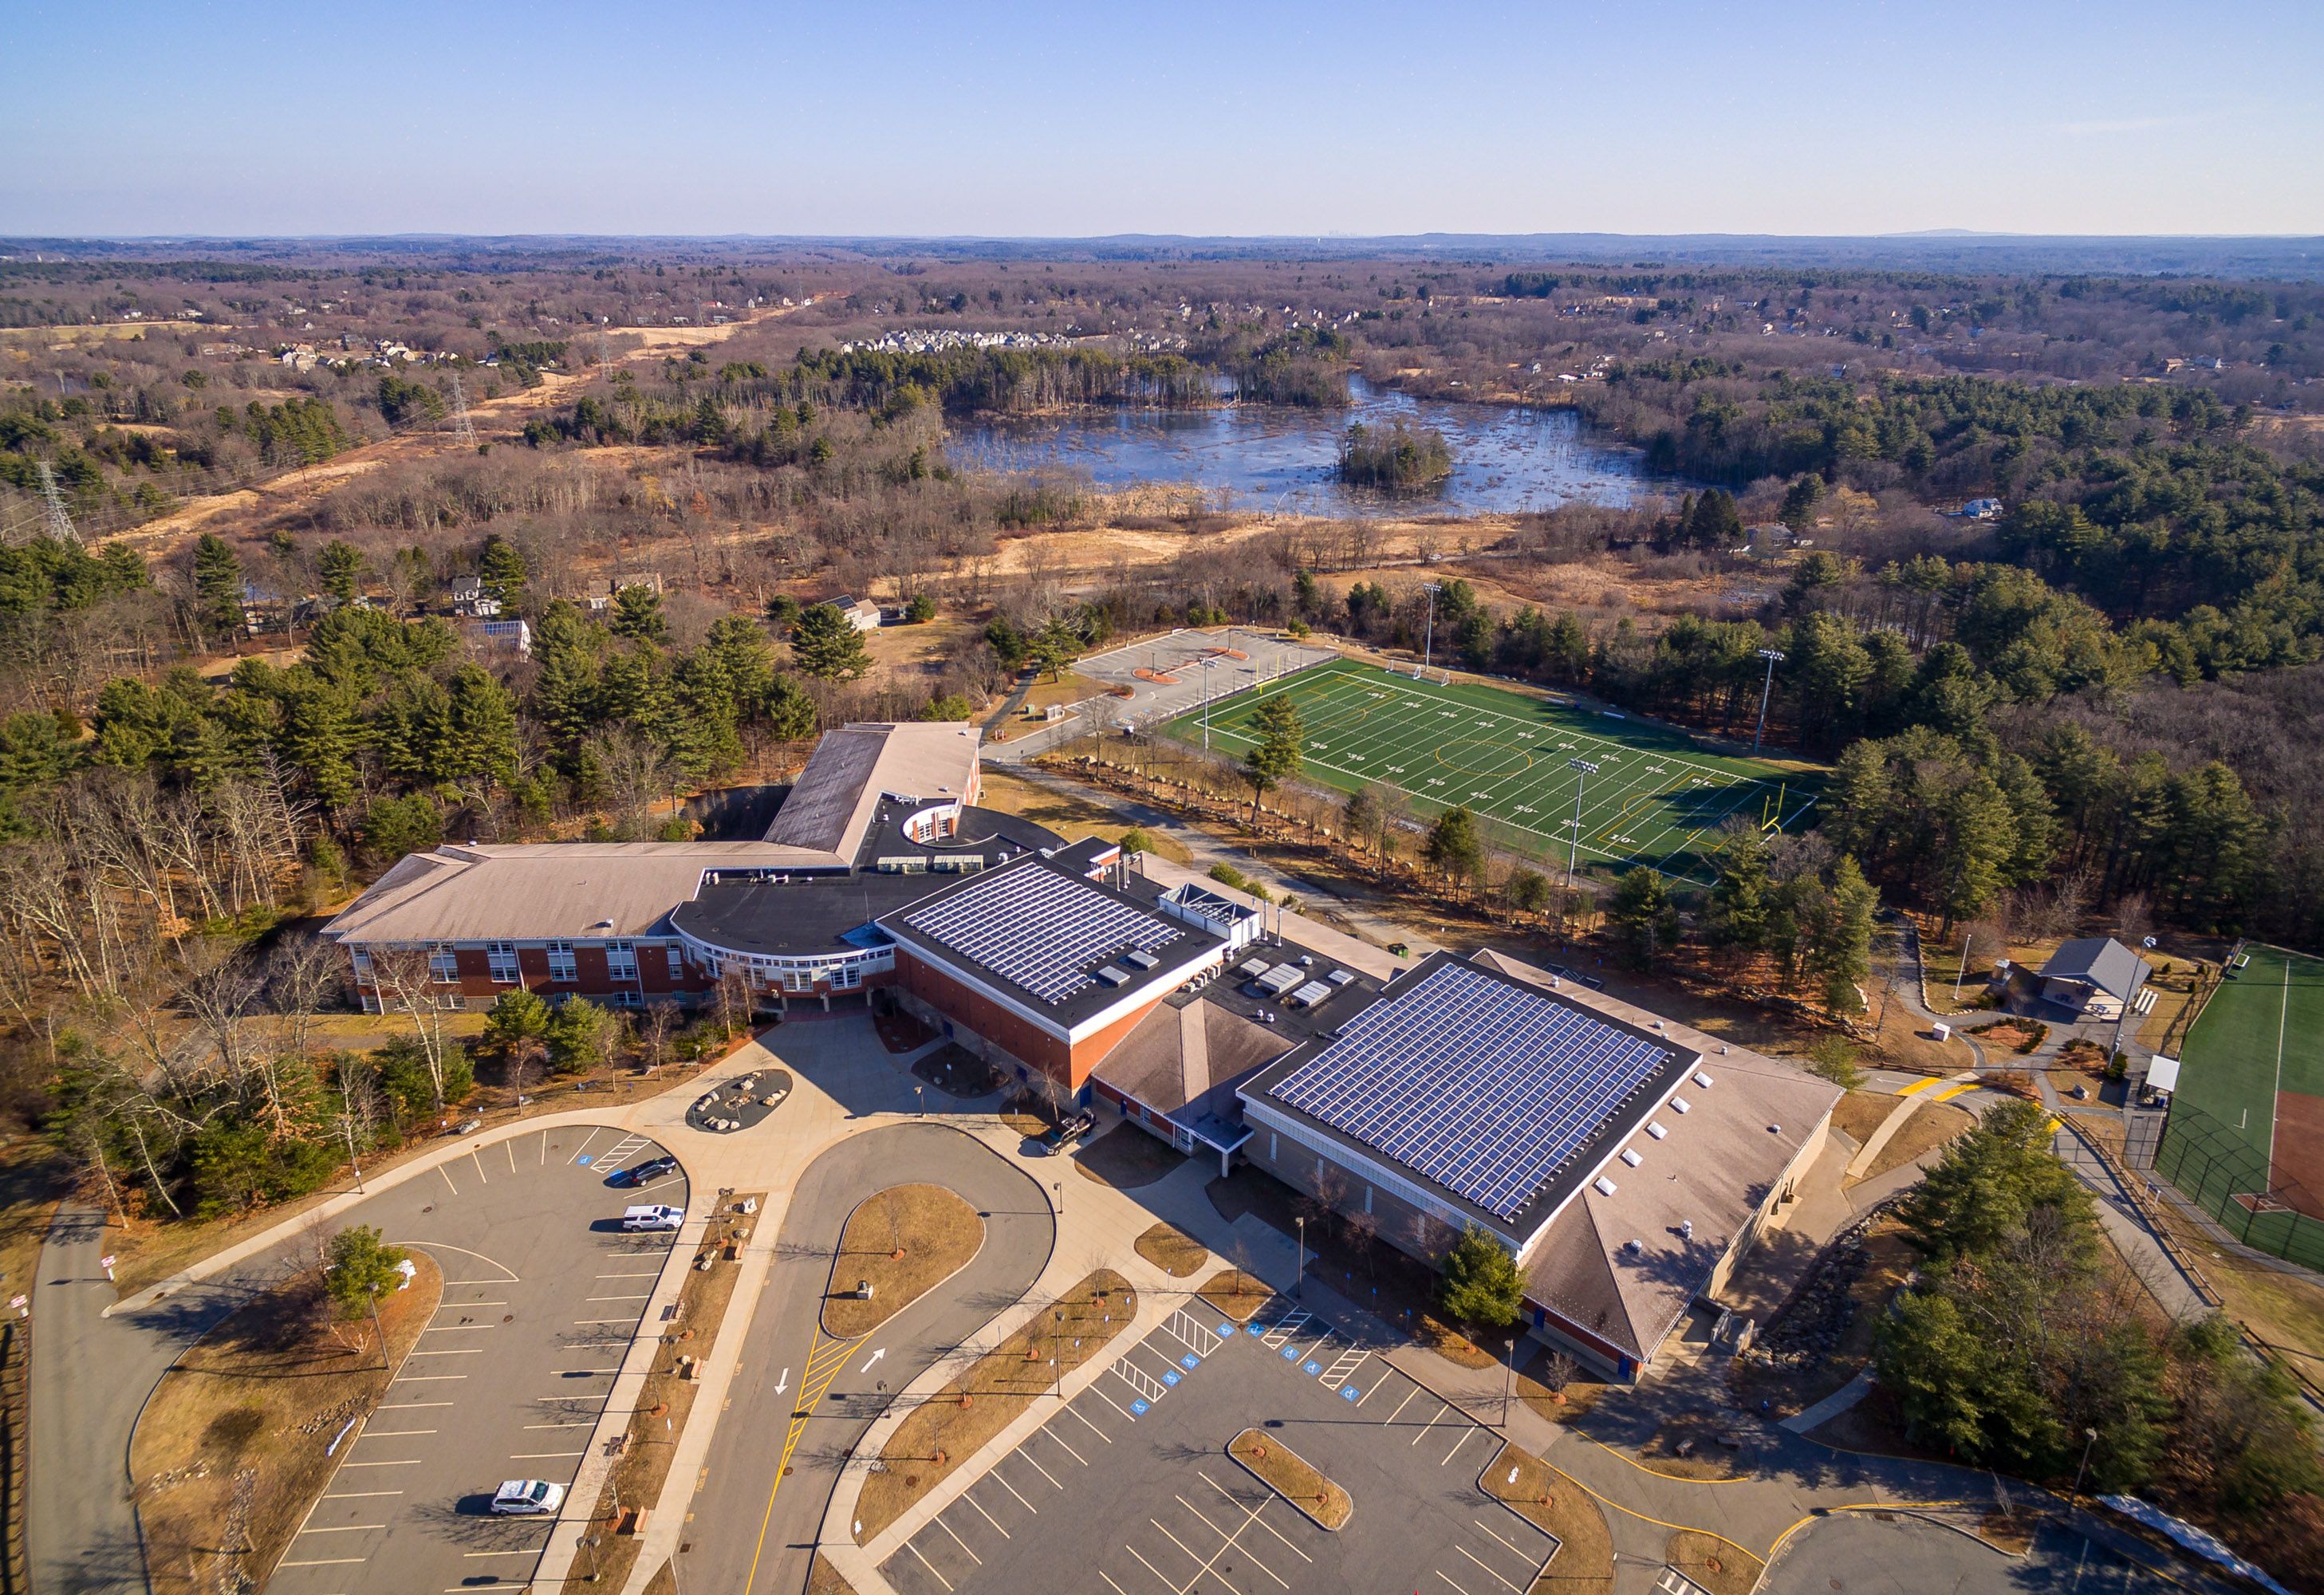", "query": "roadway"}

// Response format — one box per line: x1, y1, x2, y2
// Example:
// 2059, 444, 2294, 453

679, 1121, 1055, 1595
